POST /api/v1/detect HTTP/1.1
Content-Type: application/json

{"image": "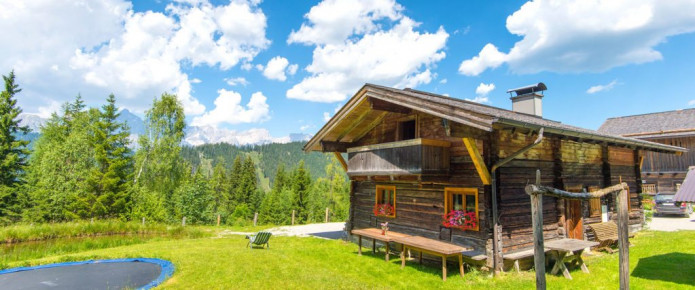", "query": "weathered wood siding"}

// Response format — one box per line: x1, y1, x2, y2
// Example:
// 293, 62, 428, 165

347, 143, 449, 176
641, 136, 695, 173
